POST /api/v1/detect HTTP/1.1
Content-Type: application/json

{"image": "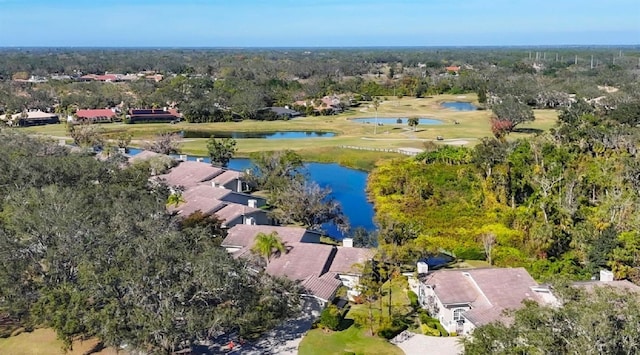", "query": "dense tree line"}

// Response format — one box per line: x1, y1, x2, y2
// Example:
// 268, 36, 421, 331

2, 47, 638, 122
0, 132, 299, 353
369, 96, 640, 282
